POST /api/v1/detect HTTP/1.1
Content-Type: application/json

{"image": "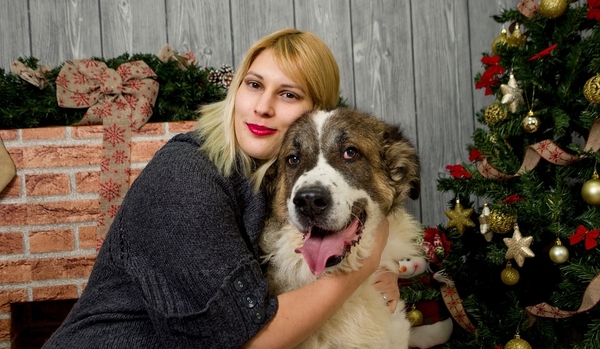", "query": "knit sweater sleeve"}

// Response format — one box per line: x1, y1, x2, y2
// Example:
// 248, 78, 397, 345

113, 133, 277, 347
